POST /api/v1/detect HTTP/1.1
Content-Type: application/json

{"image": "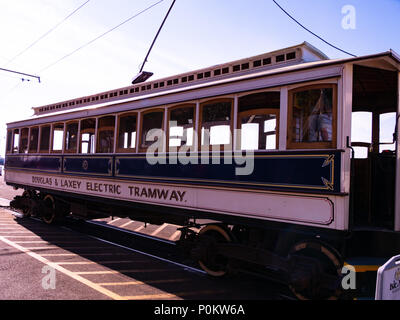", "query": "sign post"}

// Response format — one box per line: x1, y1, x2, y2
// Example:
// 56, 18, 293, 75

375, 255, 400, 300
